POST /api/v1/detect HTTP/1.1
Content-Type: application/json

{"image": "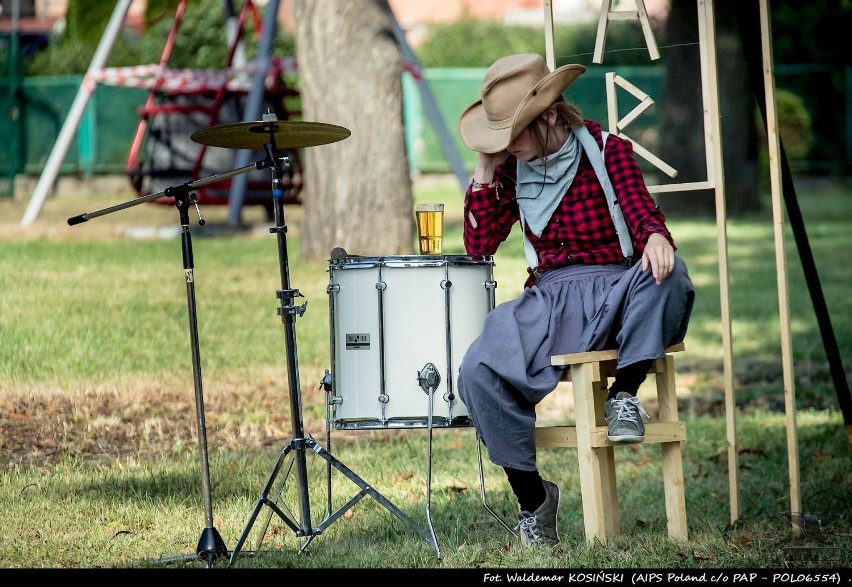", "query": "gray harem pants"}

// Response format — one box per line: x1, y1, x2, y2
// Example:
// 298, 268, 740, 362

456, 257, 694, 471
